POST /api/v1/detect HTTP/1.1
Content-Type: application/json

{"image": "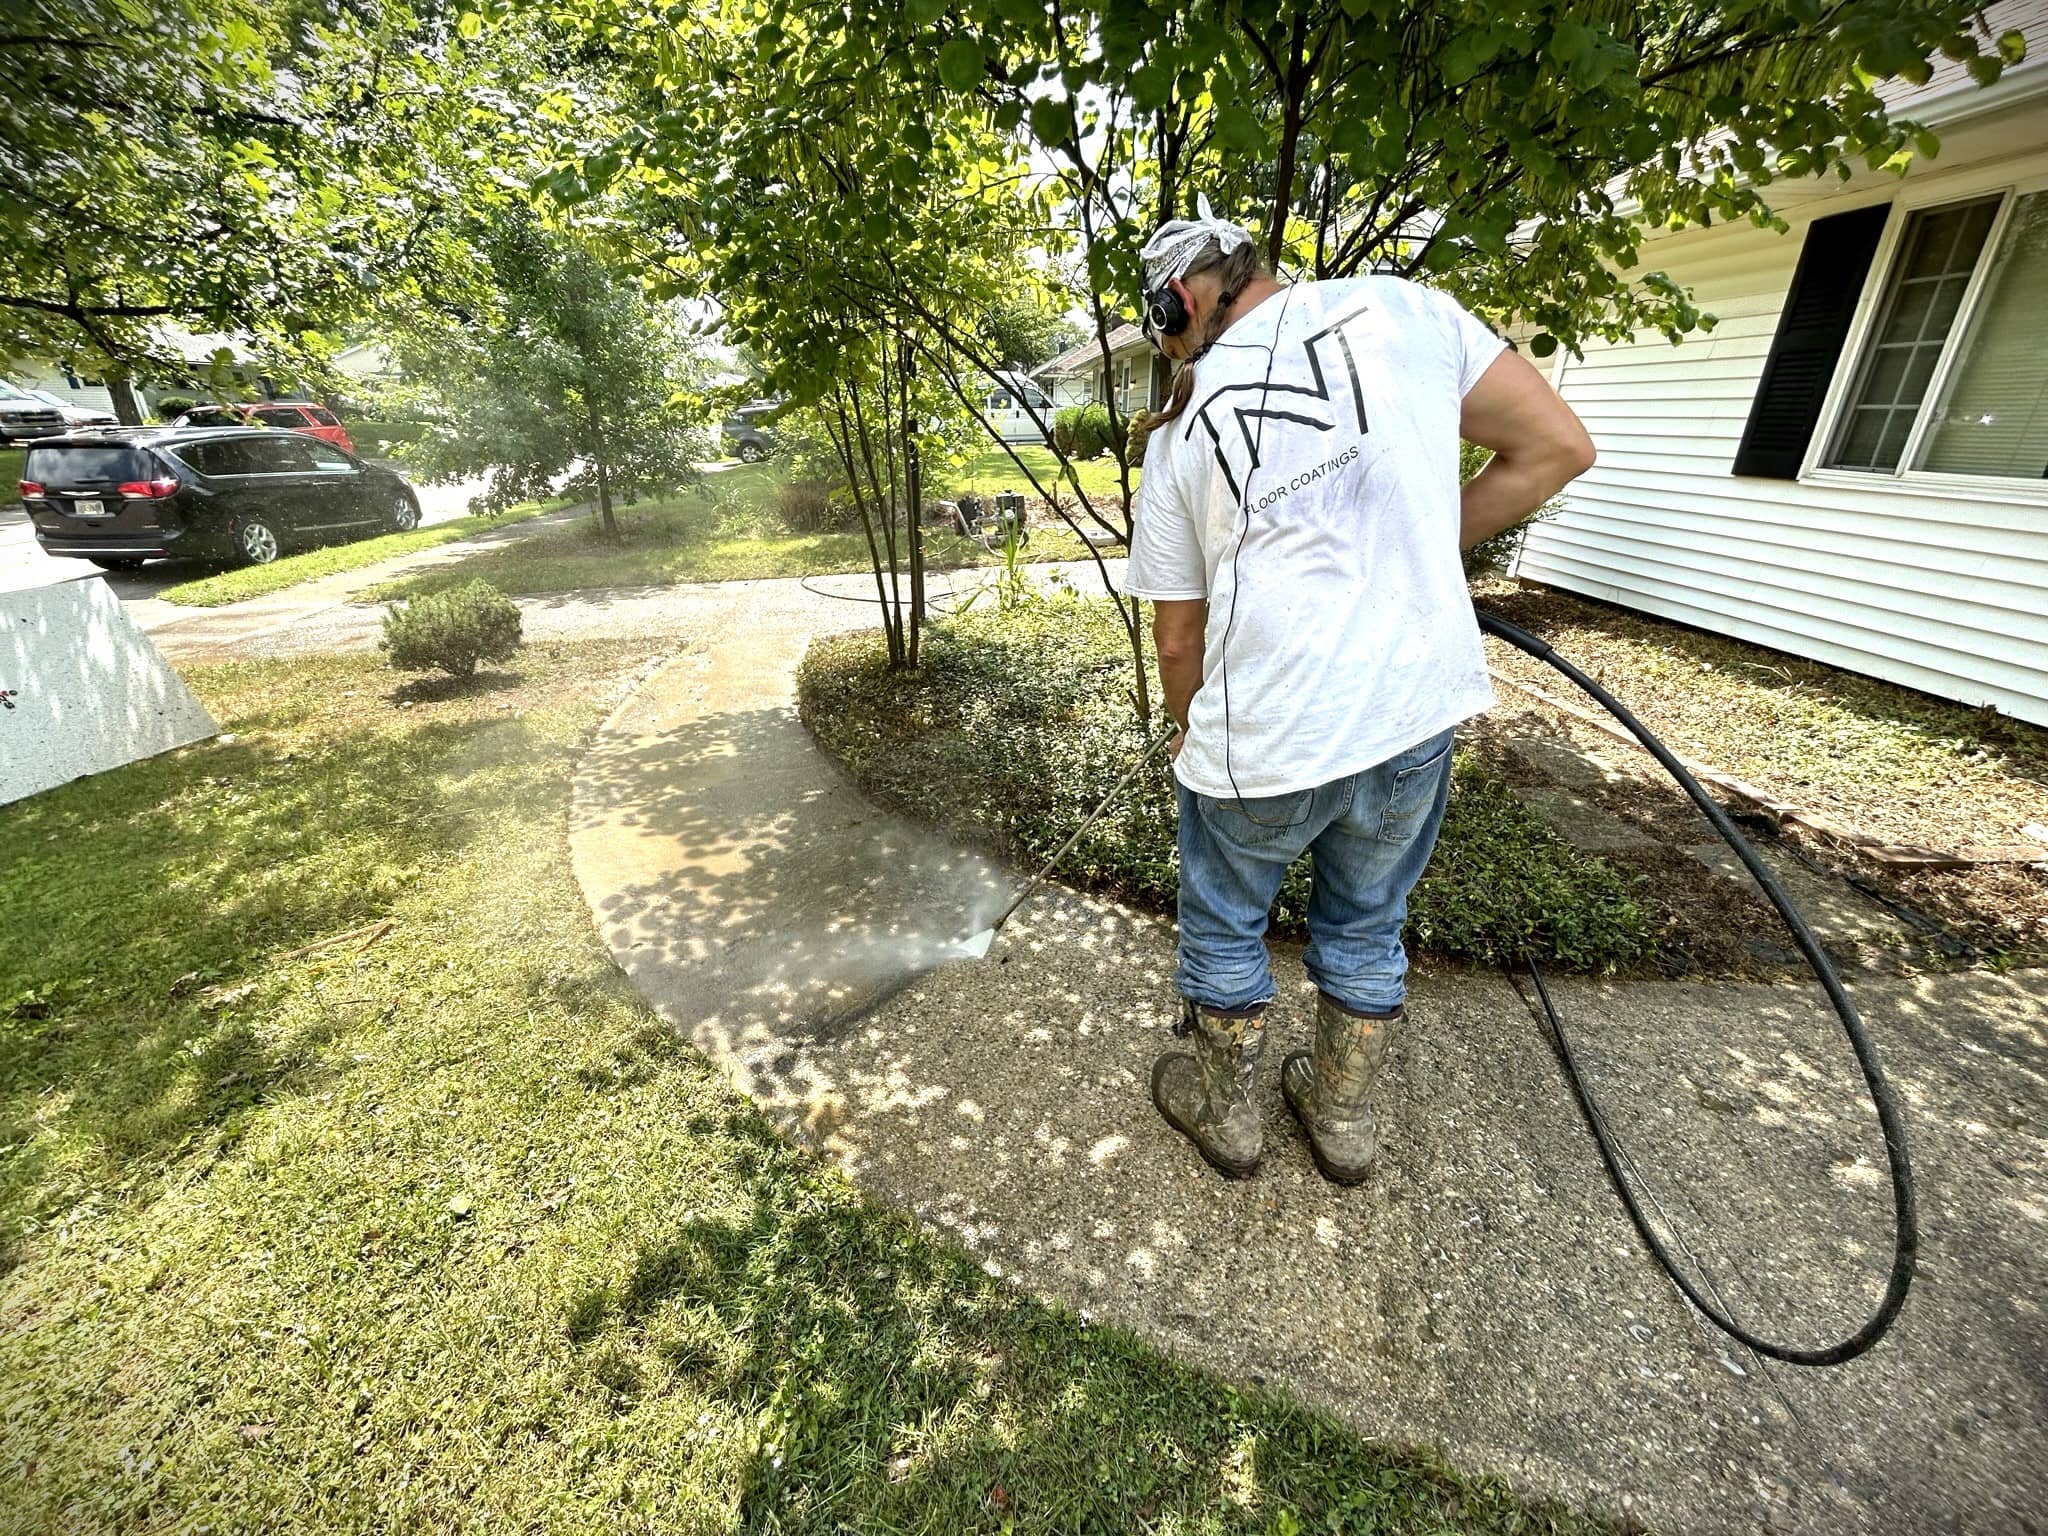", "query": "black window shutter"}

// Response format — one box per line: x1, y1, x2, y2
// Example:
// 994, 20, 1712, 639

1731, 203, 1892, 479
